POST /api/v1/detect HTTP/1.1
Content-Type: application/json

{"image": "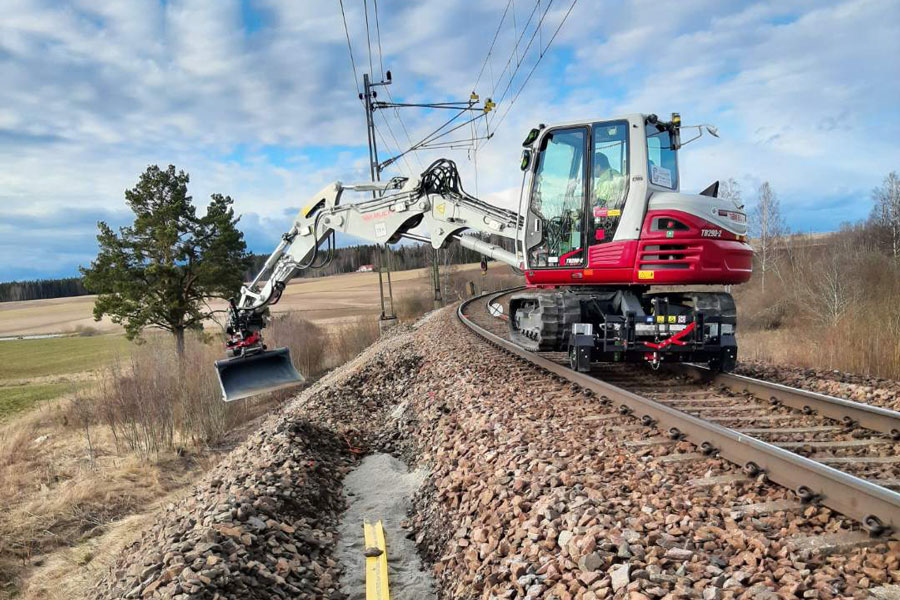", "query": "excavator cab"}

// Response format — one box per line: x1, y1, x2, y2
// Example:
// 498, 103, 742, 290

518, 113, 750, 286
